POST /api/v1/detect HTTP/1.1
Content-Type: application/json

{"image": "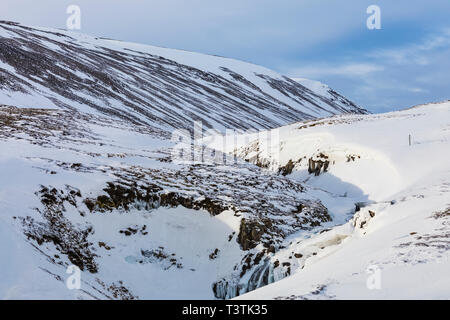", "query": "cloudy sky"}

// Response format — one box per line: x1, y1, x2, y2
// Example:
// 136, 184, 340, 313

1, 0, 449, 113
